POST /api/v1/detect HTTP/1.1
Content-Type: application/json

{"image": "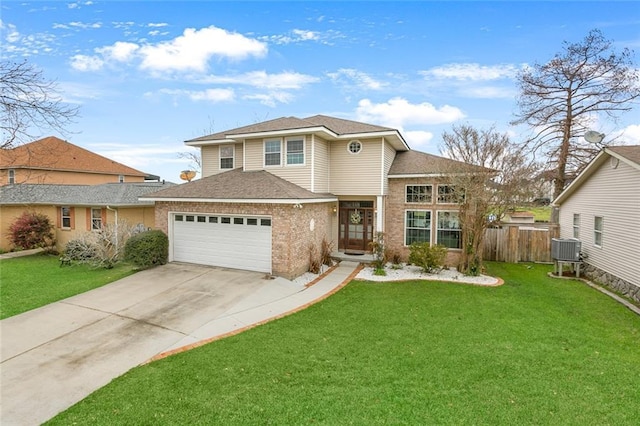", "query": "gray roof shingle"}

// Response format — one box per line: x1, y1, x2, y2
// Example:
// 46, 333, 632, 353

0, 182, 175, 206
389, 150, 494, 176
608, 145, 640, 166
142, 168, 335, 201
